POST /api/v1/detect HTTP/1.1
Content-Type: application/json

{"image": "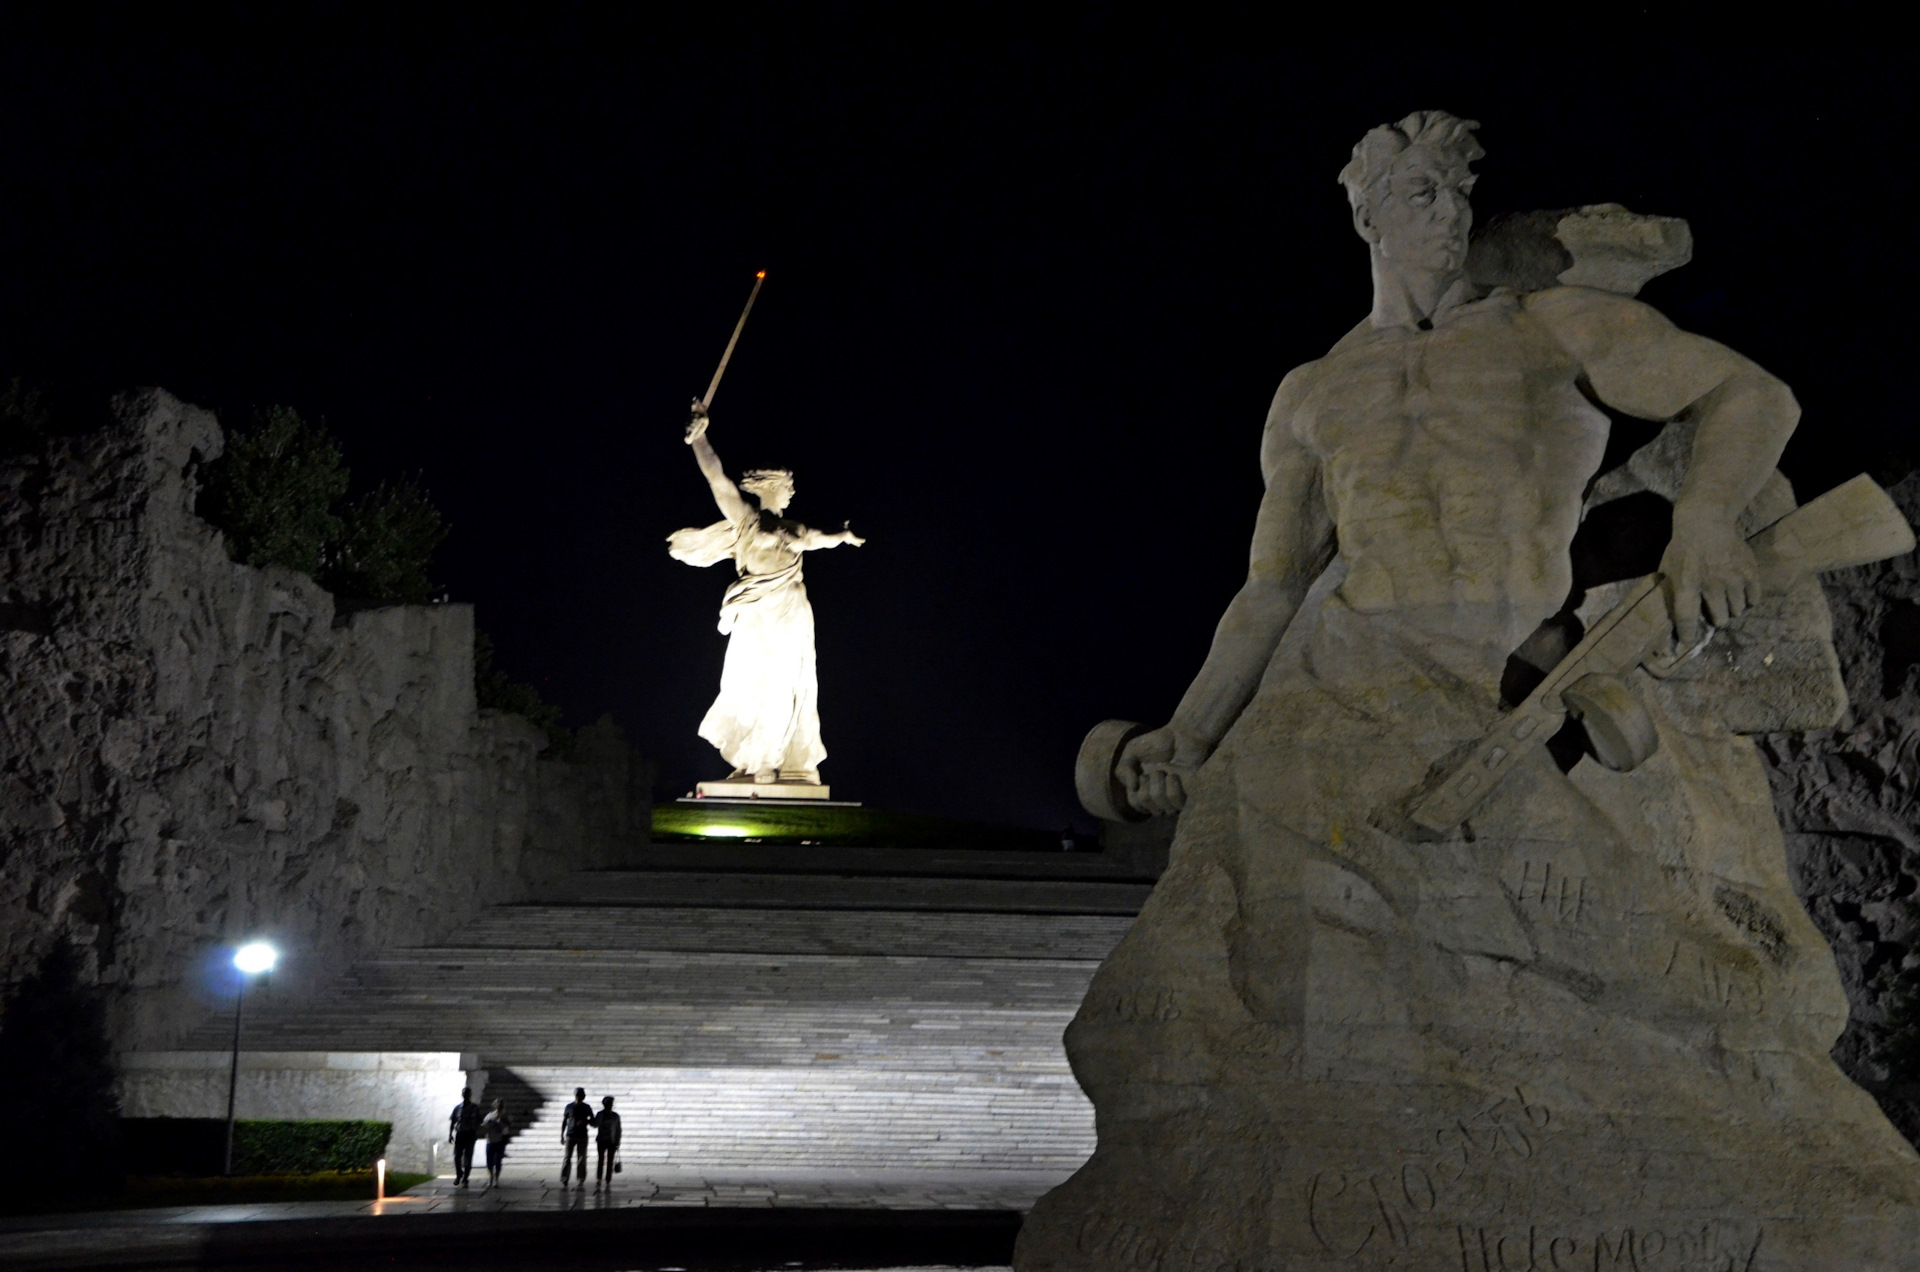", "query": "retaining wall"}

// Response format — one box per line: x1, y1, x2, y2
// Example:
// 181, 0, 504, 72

0, 389, 650, 1048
